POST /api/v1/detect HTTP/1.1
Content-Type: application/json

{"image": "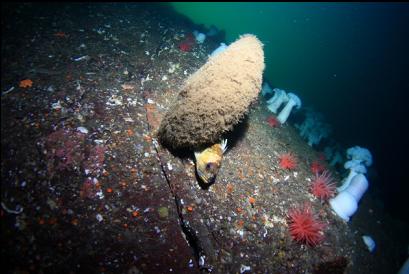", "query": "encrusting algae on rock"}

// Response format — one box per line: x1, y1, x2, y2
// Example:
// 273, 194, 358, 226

158, 34, 265, 184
